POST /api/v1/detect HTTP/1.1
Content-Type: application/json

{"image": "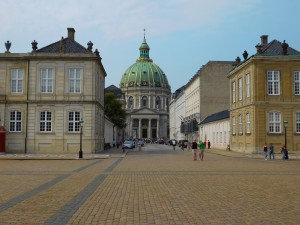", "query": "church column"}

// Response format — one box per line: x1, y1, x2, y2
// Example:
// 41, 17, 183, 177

148, 119, 151, 139
148, 95, 151, 108
128, 117, 133, 139
157, 118, 160, 138
138, 119, 142, 139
